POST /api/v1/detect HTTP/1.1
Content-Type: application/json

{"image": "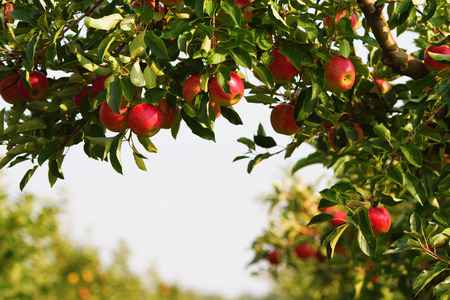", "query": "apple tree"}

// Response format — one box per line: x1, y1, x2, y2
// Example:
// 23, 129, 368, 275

0, 0, 449, 297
